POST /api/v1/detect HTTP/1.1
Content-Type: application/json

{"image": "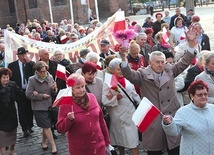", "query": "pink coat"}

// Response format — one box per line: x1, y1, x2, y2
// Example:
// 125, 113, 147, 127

56, 93, 110, 155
